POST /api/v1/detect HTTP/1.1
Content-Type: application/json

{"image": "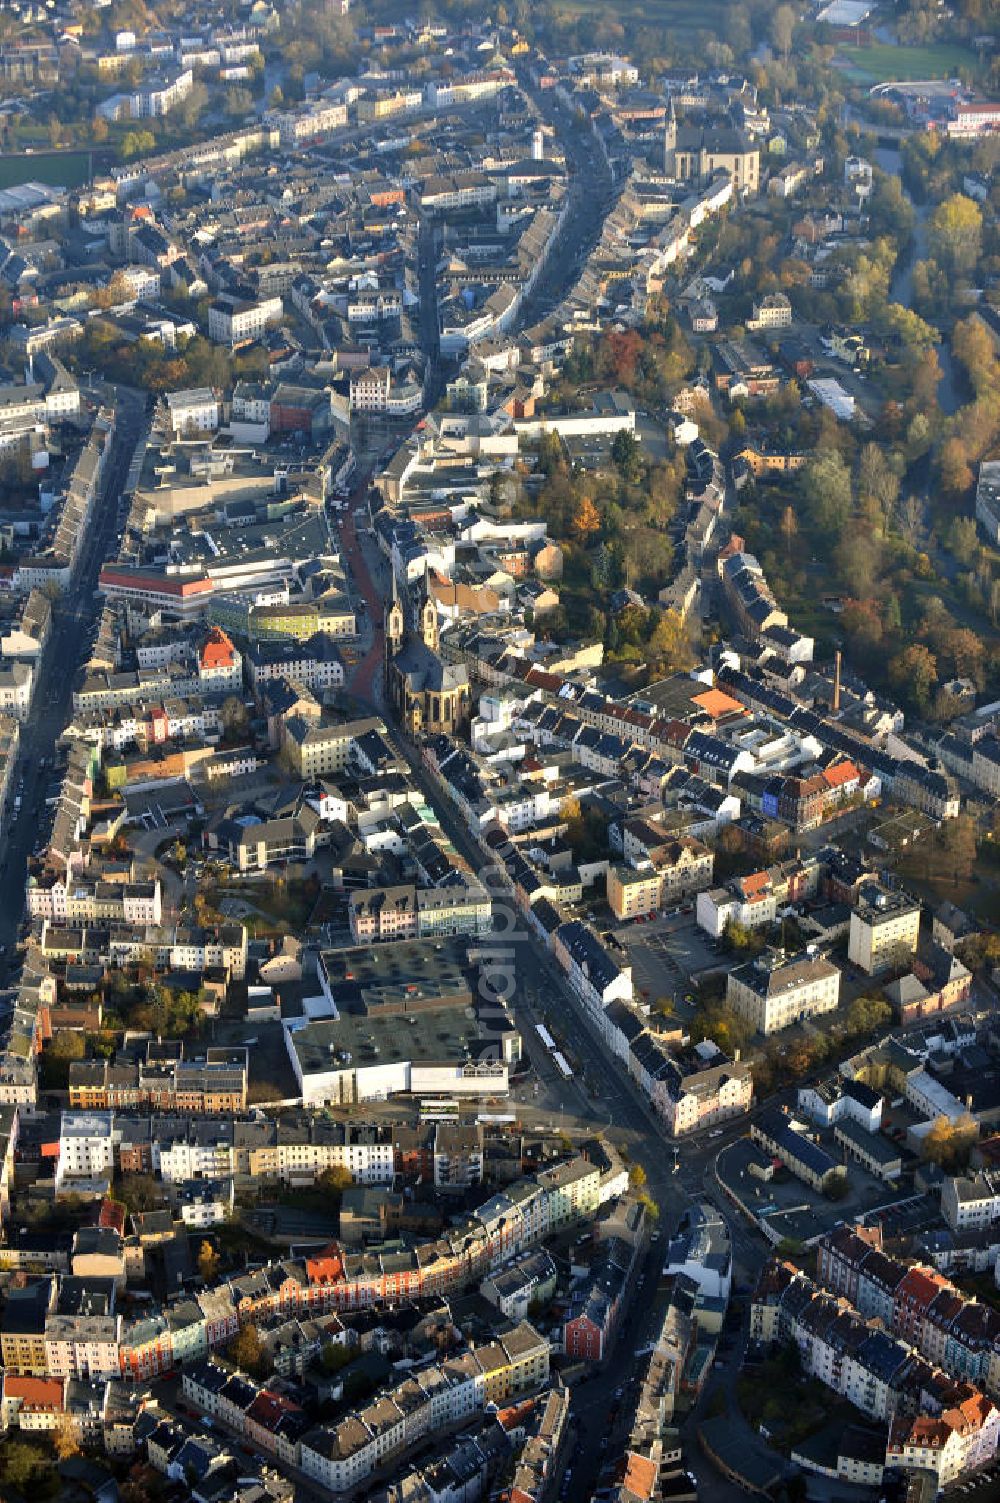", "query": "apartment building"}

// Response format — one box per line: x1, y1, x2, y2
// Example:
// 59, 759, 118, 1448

848, 884, 921, 977
659, 1052, 753, 1137
281, 717, 382, 780
942, 1173, 1000, 1235
208, 293, 283, 347
727, 951, 841, 1036
164, 387, 220, 437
